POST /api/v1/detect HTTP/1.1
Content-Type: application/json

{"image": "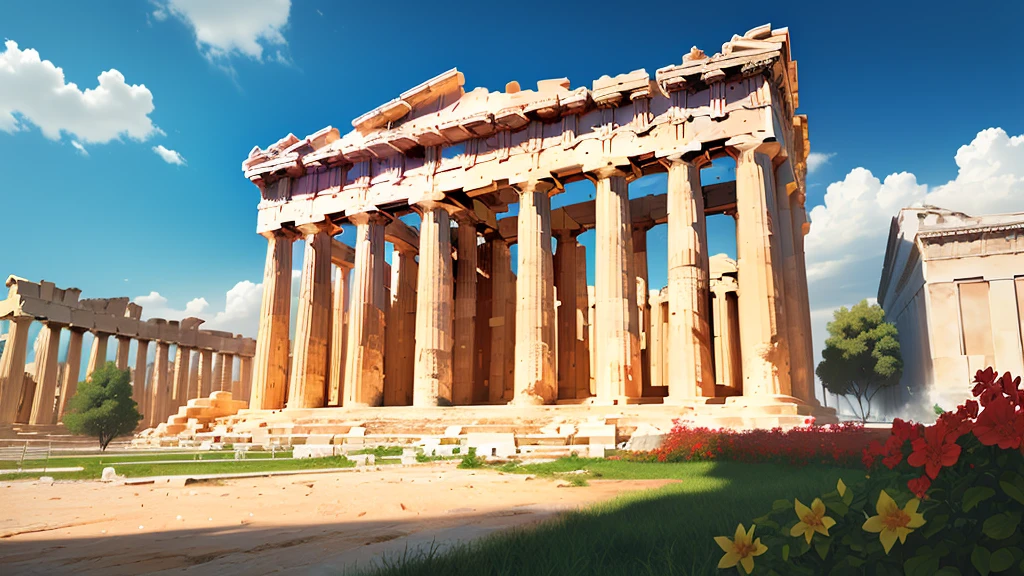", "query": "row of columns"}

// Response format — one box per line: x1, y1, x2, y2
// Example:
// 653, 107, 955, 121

248, 143, 816, 410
